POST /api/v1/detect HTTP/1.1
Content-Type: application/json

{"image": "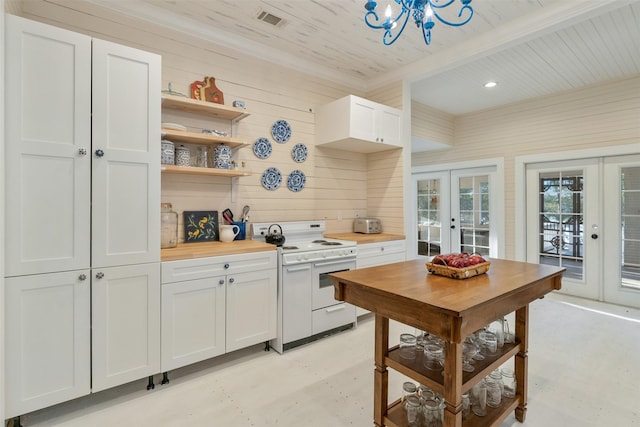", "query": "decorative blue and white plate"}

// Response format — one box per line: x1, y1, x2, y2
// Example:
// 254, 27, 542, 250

291, 143, 308, 163
253, 137, 272, 159
287, 170, 306, 192
262, 167, 282, 191
271, 119, 291, 144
